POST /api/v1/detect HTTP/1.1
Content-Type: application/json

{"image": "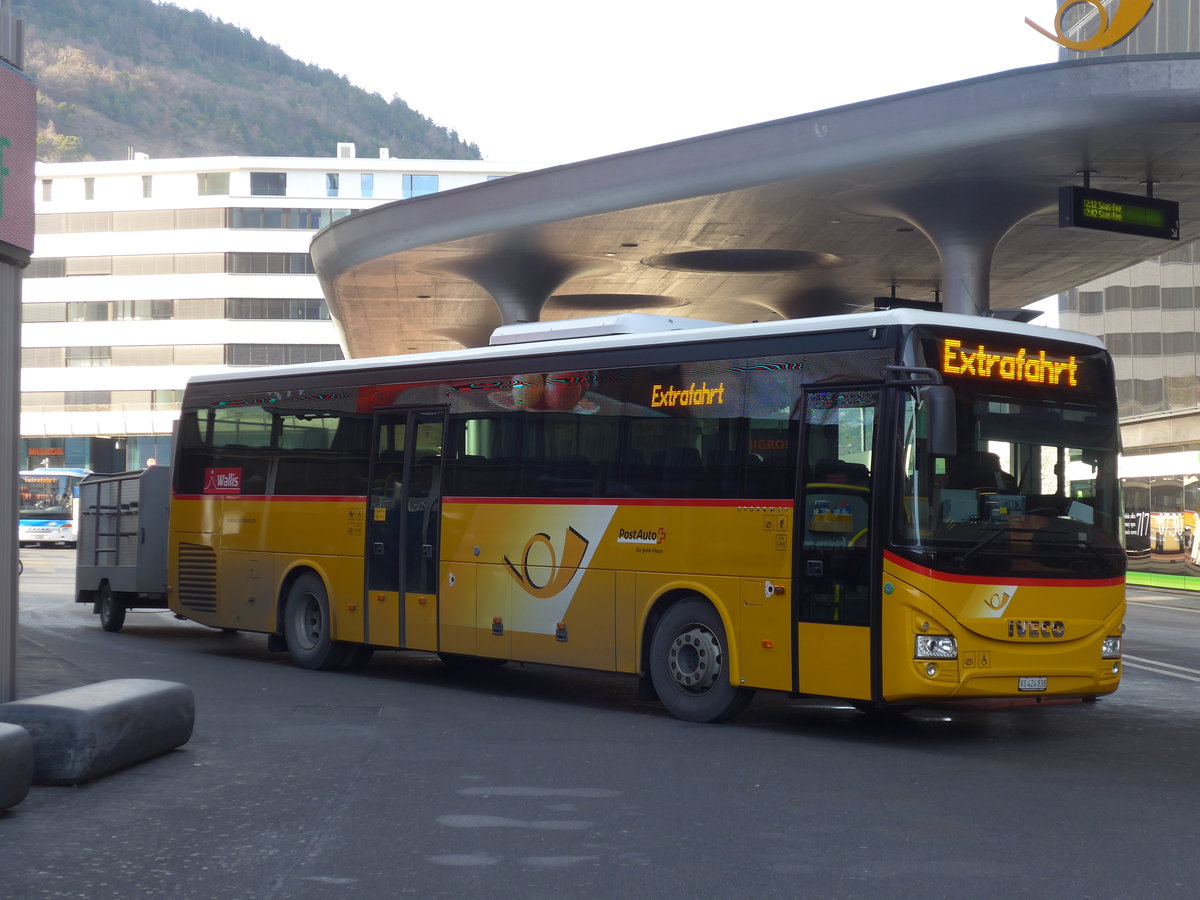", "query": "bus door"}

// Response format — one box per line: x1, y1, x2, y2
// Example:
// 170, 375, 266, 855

795, 389, 879, 701
364, 407, 445, 650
